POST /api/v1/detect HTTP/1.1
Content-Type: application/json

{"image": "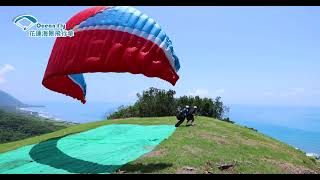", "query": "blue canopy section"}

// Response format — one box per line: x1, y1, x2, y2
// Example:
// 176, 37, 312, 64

68, 74, 87, 97
77, 6, 180, 72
